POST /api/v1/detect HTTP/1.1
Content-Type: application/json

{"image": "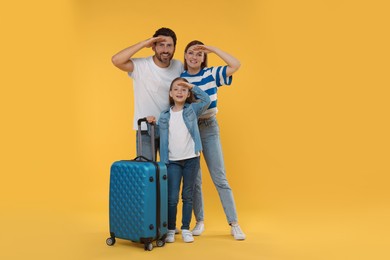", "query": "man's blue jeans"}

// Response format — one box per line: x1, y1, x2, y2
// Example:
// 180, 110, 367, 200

193, 116, 238, 224
167, 157, 200, 230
